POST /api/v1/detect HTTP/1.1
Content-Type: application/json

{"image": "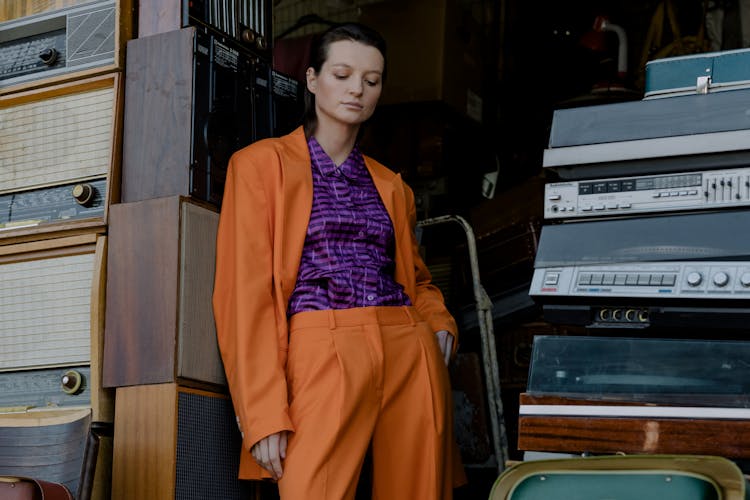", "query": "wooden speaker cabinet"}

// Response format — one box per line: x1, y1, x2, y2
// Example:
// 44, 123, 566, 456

112, 384, 258, 500
121, 27, 272, 207
103, 196, 226, 389
0, 233, 113, 421
0, 73, 123, 245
